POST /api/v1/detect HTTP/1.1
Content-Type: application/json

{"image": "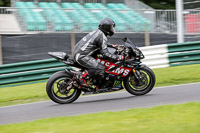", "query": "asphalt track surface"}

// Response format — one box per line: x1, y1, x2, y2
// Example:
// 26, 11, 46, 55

0, 82, 200, 125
